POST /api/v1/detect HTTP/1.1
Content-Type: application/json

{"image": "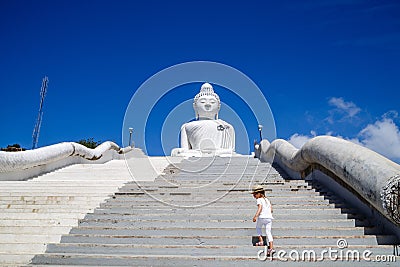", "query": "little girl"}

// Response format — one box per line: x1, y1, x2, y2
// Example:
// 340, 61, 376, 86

251, 185, 275, 255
